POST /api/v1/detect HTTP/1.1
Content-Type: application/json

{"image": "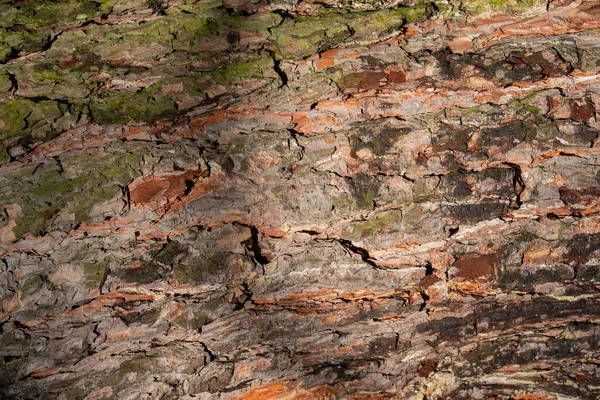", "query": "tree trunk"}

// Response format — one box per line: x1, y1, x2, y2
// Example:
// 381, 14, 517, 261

1, 0, 600, 398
